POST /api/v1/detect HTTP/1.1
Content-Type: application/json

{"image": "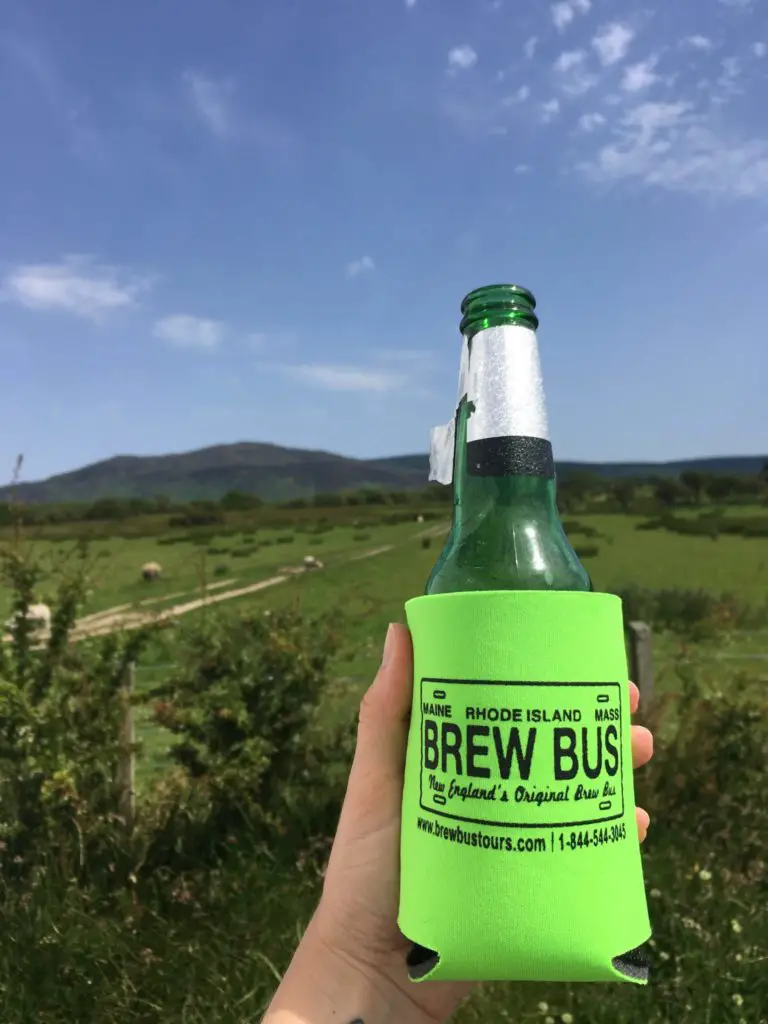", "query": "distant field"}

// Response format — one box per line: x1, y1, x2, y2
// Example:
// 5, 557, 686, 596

3, 506, 766, 785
